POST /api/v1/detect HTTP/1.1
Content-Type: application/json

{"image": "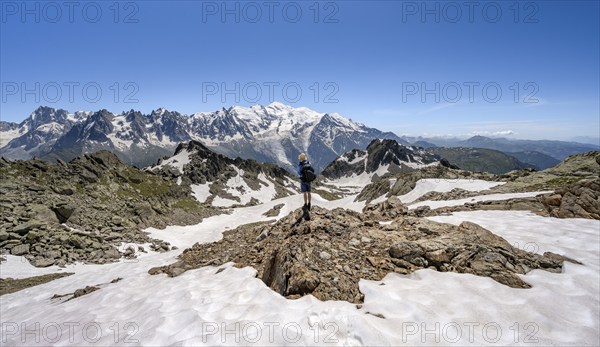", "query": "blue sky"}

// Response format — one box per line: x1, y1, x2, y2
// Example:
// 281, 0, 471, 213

1, 0, 598, 140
